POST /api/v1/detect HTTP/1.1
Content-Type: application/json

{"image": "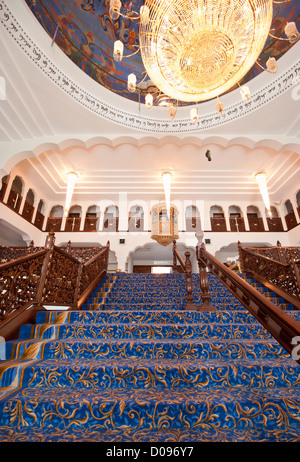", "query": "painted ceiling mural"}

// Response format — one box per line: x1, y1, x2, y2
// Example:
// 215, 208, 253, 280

25, 0, 300, 106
